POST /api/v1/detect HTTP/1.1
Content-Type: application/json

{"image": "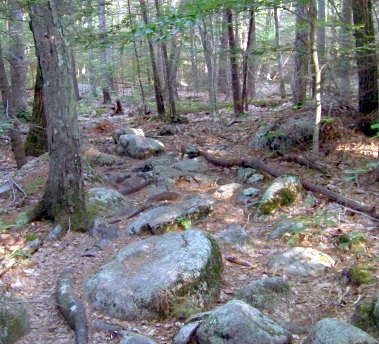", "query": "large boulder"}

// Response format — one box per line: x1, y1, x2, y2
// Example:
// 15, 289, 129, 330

268, 247, 335, 278
256, 175, 302, 219
126, 197, 214, 235
213, 223, 254, 254
194, 300, 292, 344
83, 229, 222, 320
303, 318, 378, 344
248, 112, 314, 151
116, 134, 164, 159
0, 294, 30, 344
